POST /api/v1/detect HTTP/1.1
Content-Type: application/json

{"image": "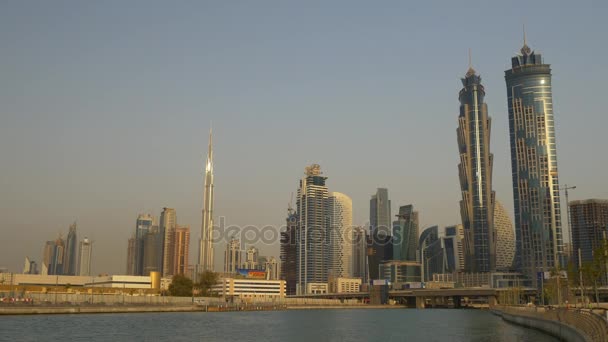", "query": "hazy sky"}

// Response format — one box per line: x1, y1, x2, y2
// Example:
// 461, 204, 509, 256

1, 0, 607, 275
